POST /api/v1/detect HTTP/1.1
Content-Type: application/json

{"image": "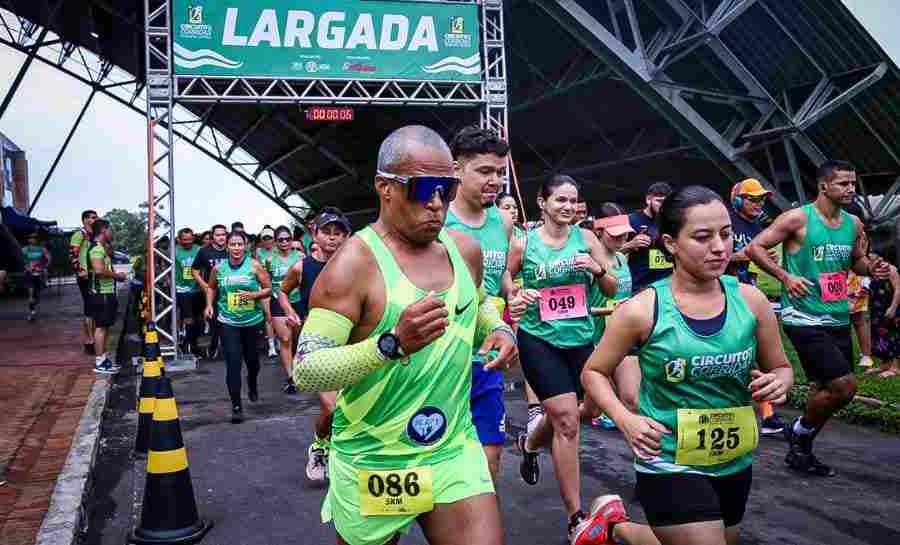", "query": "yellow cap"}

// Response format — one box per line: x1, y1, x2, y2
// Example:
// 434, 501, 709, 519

735, 178, 772, 197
